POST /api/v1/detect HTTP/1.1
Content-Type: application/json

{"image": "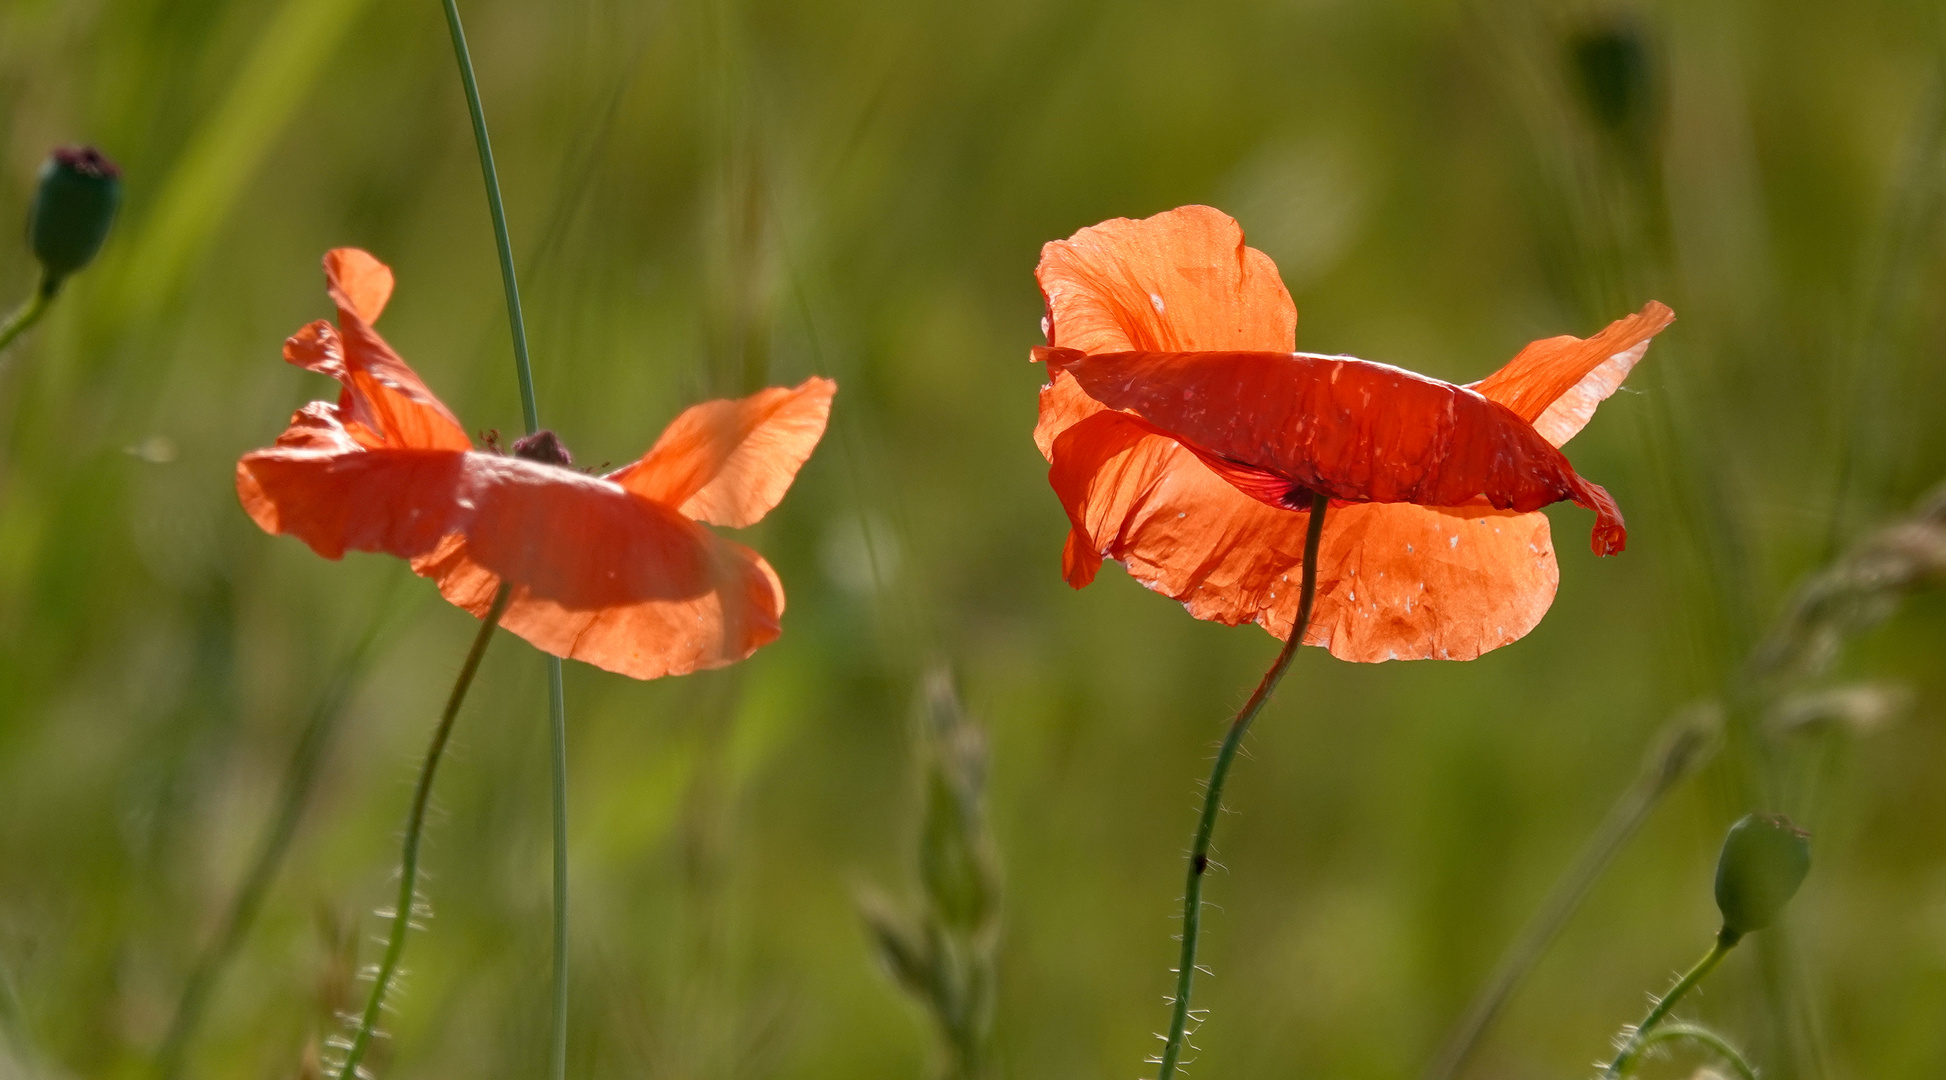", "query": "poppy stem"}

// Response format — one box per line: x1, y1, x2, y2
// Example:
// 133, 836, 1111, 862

0, 276, 51, 357
437, 4, 569, 1075
335, 583, 512, 1080
1154, 492, 1328, 1080
1603, 930, 1739, 1078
